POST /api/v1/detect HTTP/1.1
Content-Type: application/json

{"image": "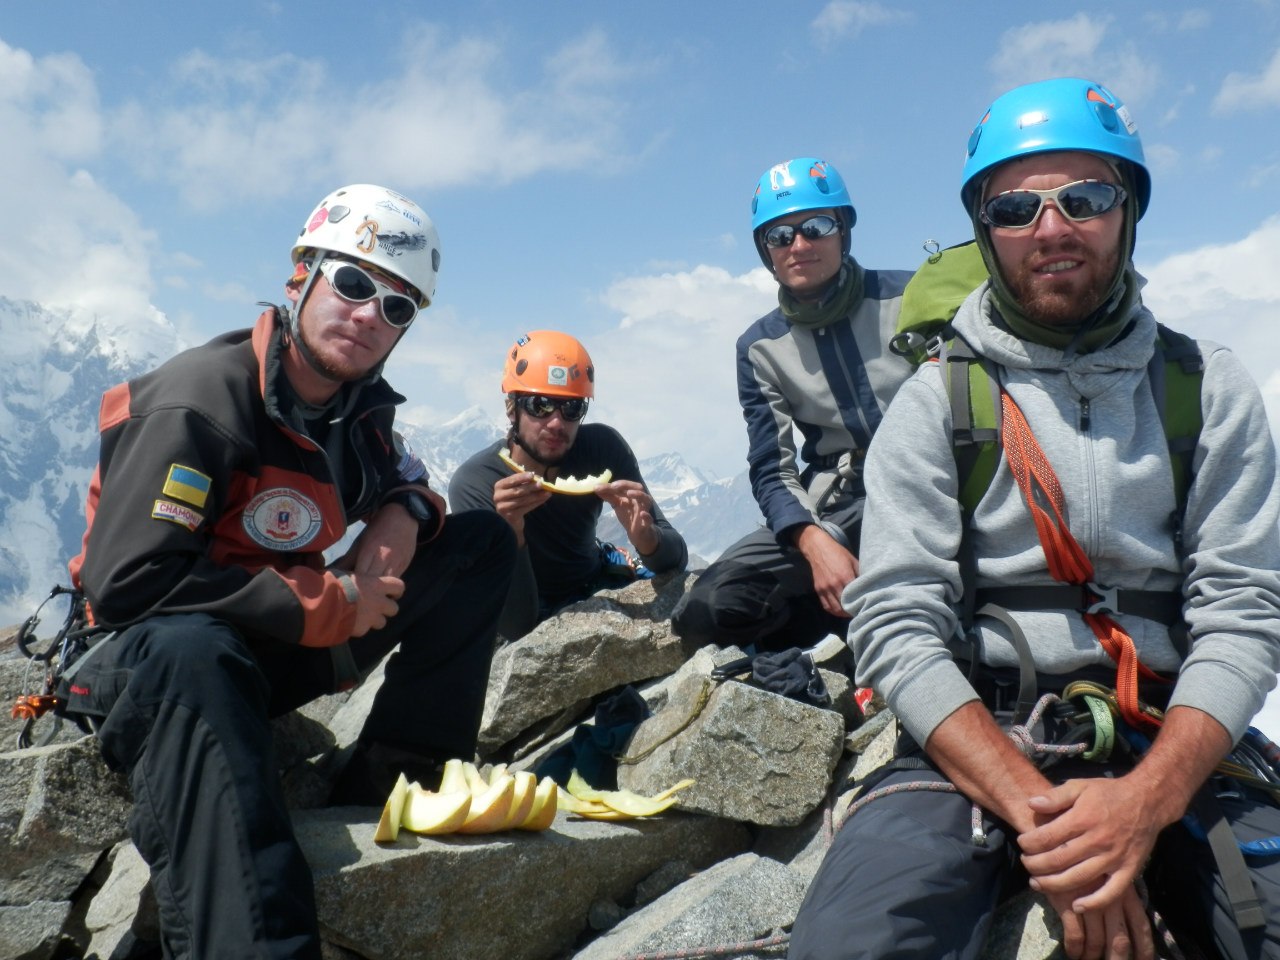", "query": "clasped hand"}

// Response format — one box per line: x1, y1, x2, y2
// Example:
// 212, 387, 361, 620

1019, 777, 1161, 959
